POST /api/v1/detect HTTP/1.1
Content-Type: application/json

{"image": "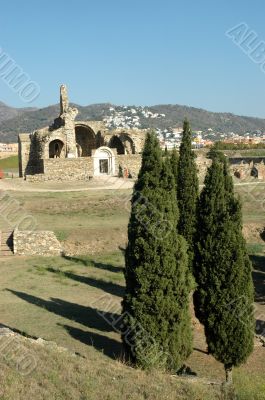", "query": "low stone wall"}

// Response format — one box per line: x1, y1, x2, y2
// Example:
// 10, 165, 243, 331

230, 159, 265, 180
13, 229, 62, 256
25, 160, 44, 177
26, 173, 47, 182
26, 157, 93, 182
24, 153, 265, 183
116, 154, 142, 178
